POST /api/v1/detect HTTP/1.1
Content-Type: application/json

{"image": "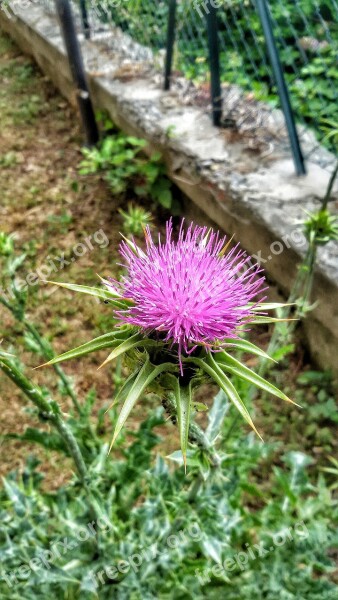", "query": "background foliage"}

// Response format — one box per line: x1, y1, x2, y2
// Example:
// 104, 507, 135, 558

98, 0, 338, 149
